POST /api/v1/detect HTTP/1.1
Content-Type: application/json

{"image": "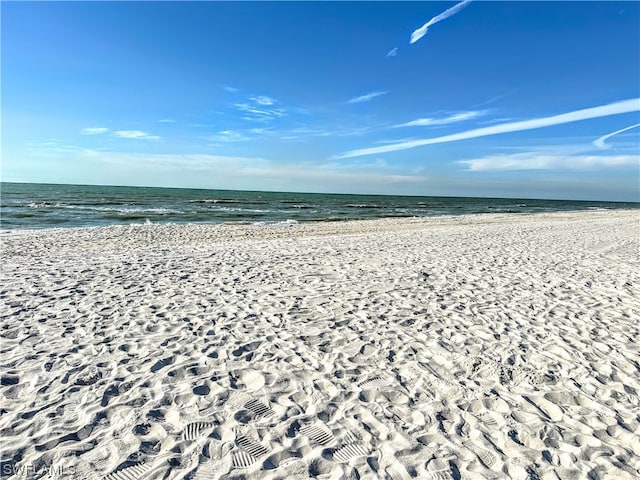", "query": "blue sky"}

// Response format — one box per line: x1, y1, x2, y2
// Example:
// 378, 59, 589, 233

2, 1, 639, 201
